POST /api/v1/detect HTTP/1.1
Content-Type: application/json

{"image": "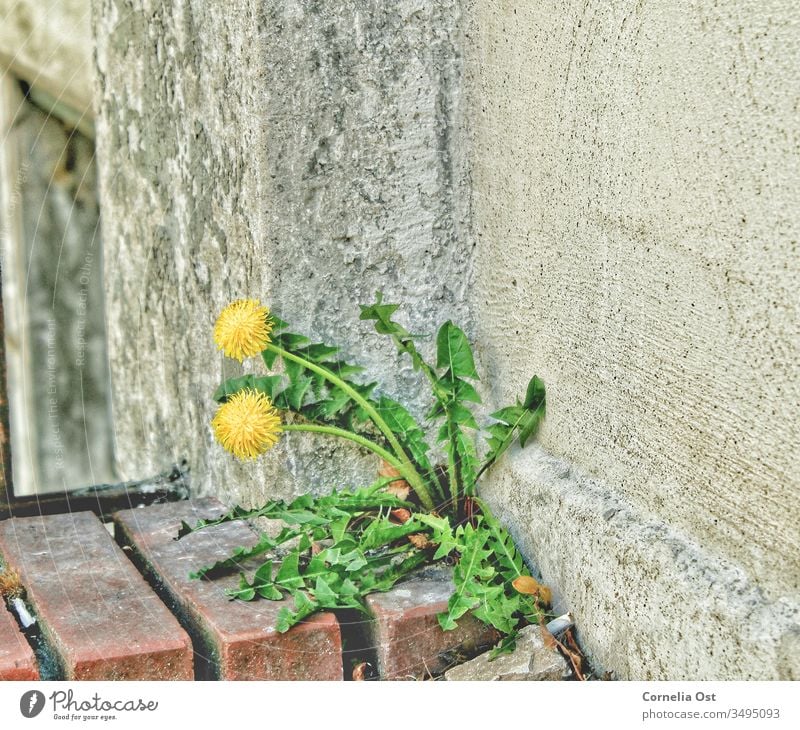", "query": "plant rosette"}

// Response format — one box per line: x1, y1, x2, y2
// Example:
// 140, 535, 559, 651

179, 294, 550, 658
